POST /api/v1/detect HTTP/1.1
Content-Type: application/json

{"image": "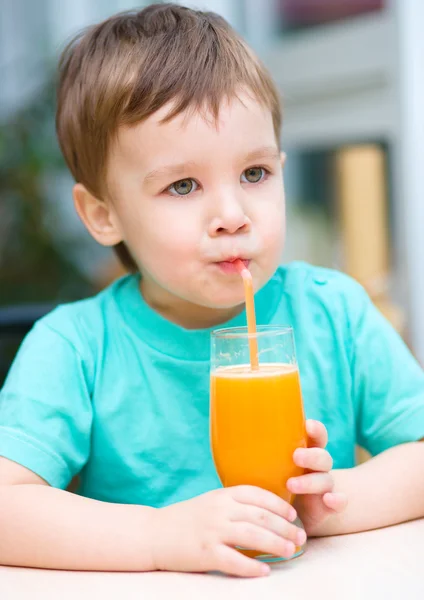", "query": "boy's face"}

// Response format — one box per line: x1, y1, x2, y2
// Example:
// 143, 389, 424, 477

77, 94, 286, 325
